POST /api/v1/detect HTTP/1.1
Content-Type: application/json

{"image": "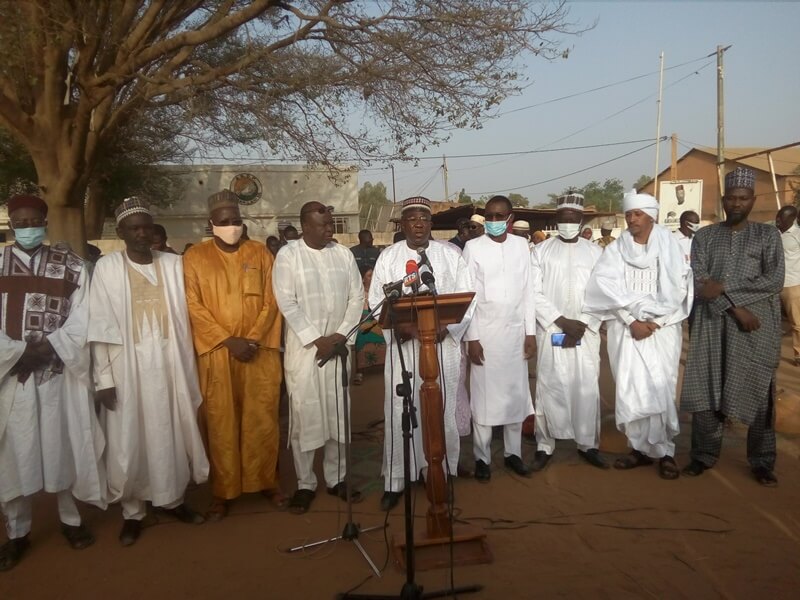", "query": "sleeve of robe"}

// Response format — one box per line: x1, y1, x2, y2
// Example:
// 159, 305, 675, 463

723, 227, 785, 308
183, 250, 232, 355
523, 246, 536, 337
462, 244, 481, 342
0, 332, 25, 382
531, 245, 561, 330
368, 250, 389, 313
245, 248, 281, 347
46, 266, 92, 389
272, 248, 322, 346
338, 252, 366, 339
445, 252, 474, 343
691, 228, 733, 315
